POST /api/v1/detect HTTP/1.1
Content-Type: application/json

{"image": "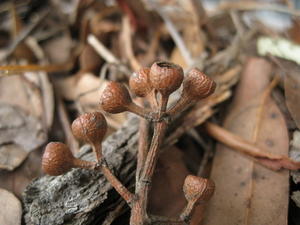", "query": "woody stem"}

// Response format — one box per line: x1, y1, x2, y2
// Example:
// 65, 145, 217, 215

93, 144, 135, 205
129, 95, 169, 225
127, 102, 158, 121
